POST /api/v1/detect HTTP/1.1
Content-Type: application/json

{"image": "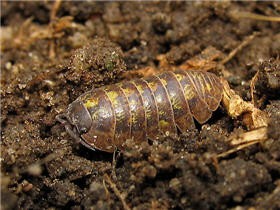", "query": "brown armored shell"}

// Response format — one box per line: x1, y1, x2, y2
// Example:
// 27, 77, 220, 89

65, 70, 223, 152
